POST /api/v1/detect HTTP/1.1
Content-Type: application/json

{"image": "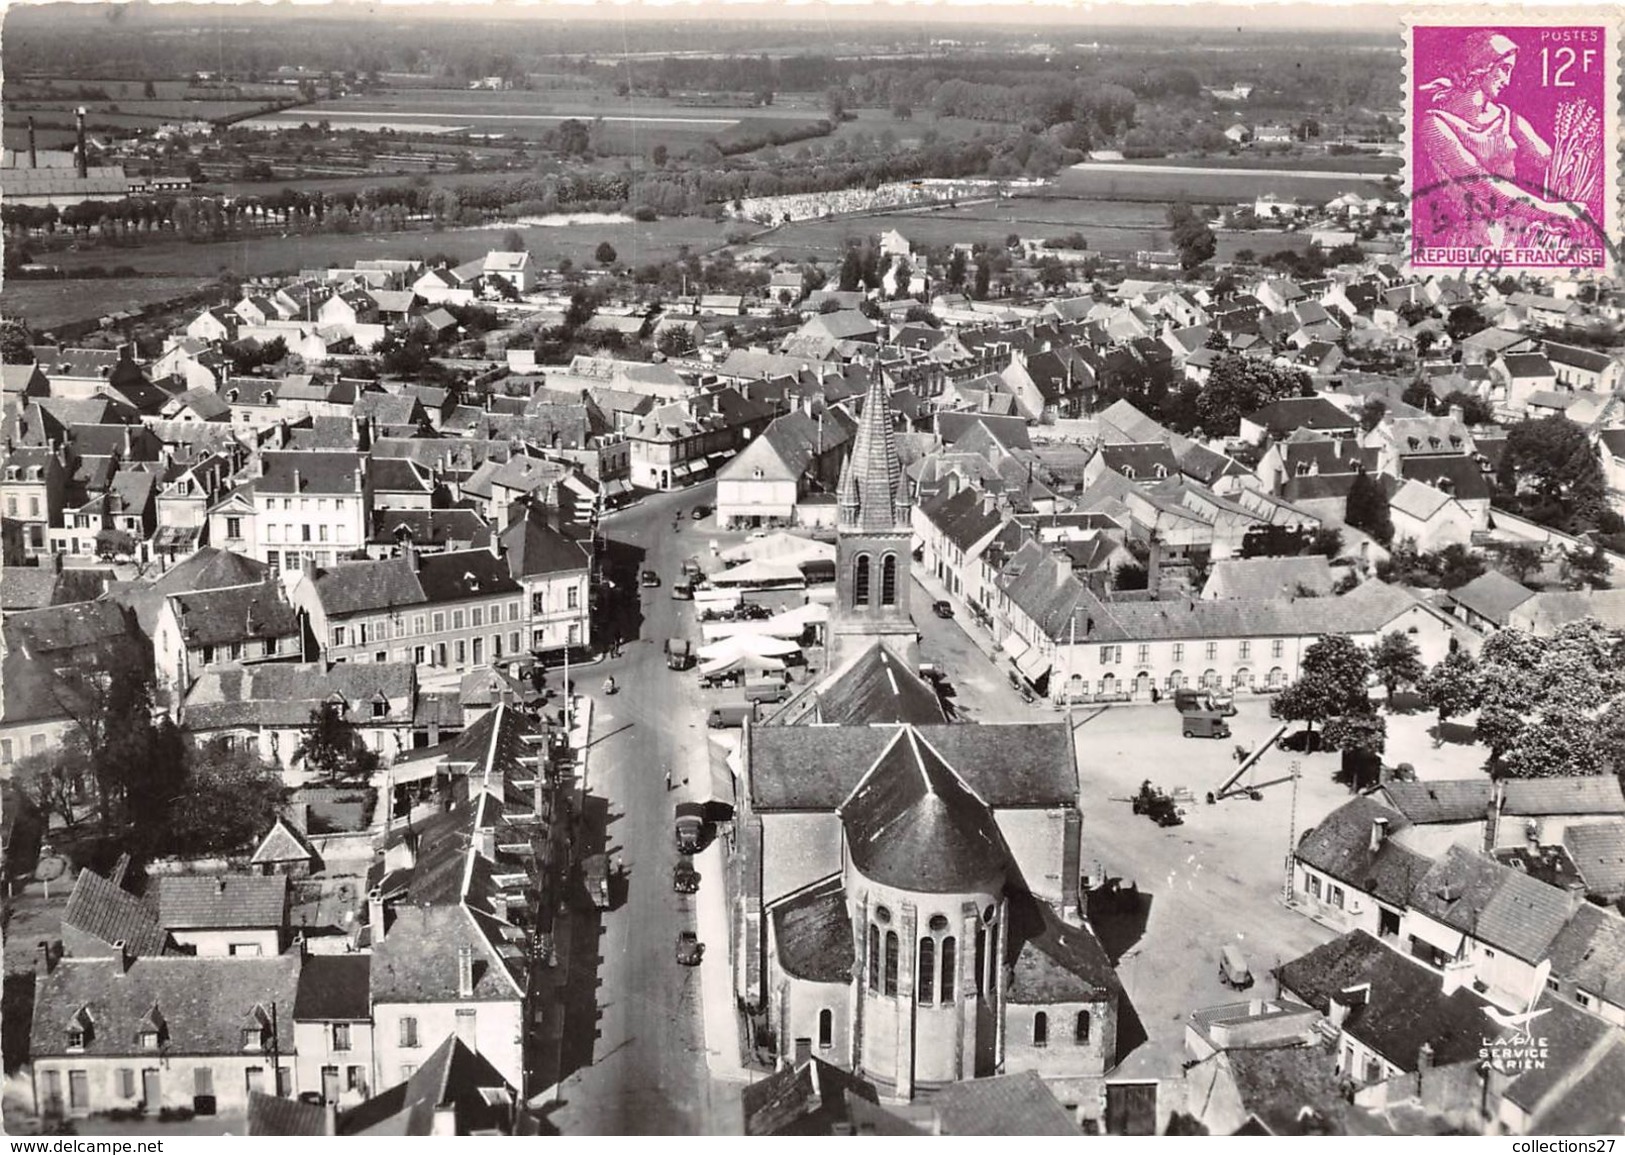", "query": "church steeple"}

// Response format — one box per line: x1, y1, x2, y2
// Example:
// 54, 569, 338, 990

837, 371, 910, 533
829, 373, 918, 672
